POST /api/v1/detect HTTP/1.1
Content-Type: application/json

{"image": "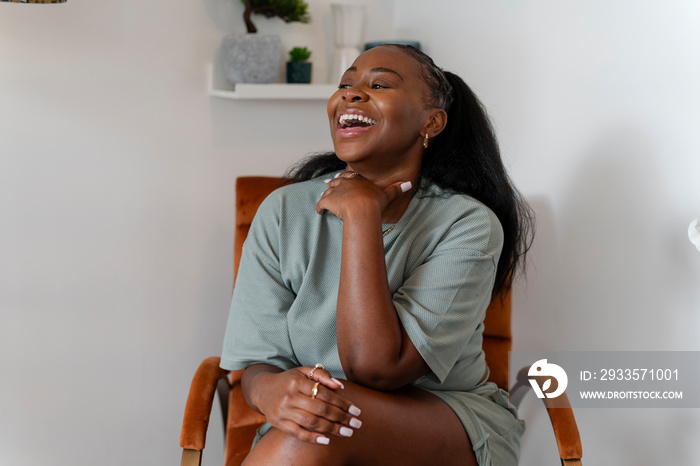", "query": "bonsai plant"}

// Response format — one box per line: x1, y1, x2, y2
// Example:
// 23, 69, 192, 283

242, 0, 311, 34
286, 46, 312, 83
222, 0, 312, 84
